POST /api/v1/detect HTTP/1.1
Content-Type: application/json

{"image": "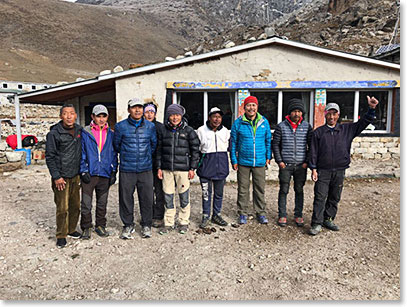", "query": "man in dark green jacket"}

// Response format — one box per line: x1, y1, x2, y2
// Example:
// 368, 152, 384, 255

45, 104, 82, 248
